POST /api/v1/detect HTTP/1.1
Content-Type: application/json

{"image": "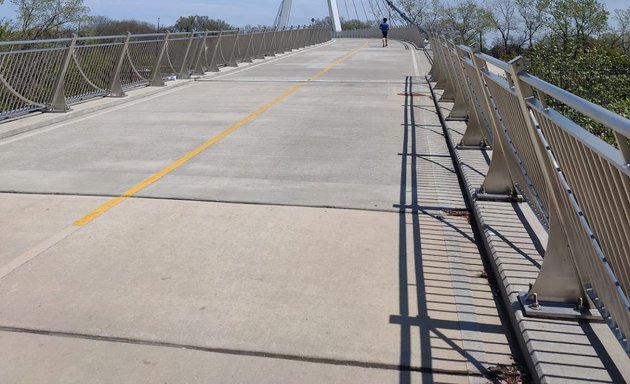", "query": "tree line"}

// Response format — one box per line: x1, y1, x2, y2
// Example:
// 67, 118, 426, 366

0, 0, 234, 40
